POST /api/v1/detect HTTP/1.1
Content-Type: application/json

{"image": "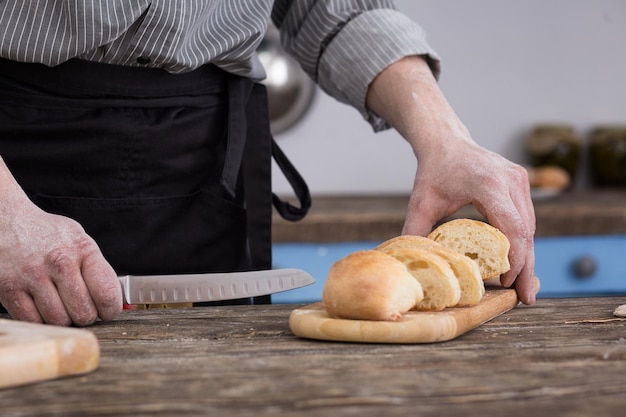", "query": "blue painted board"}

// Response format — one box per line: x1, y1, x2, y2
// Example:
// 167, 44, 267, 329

271, 235, 626, 303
